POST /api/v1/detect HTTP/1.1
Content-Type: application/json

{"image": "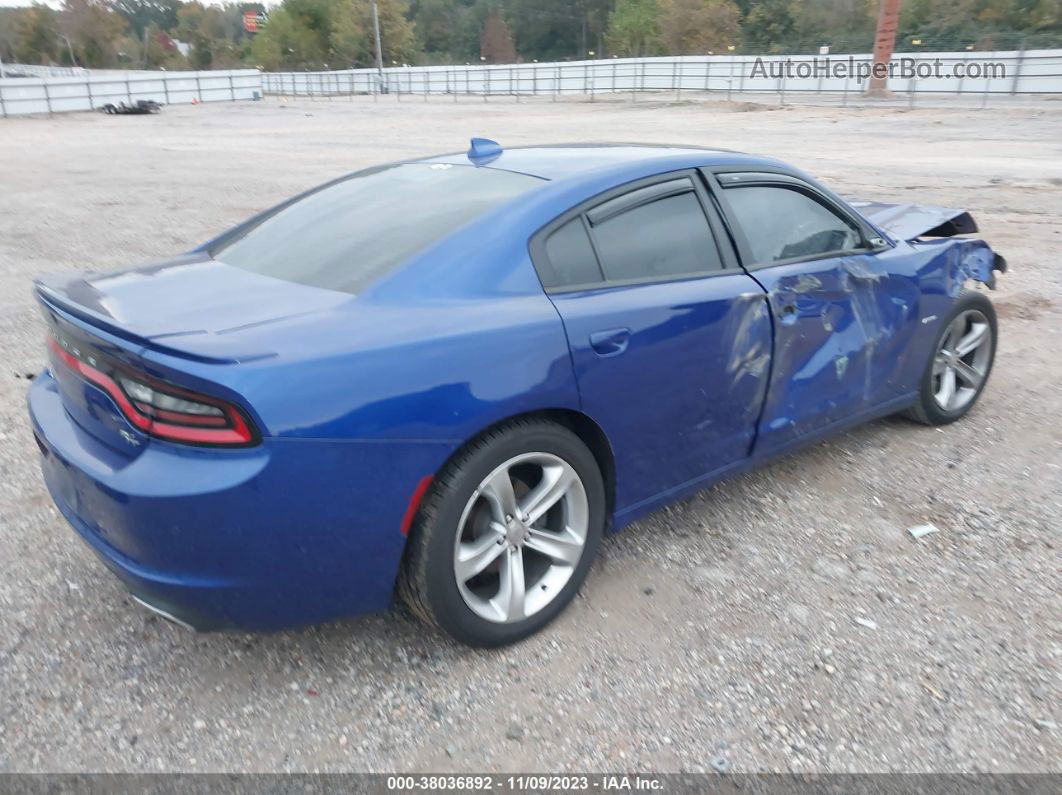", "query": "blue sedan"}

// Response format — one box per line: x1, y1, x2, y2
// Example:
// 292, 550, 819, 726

28, 140, 1005, 646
